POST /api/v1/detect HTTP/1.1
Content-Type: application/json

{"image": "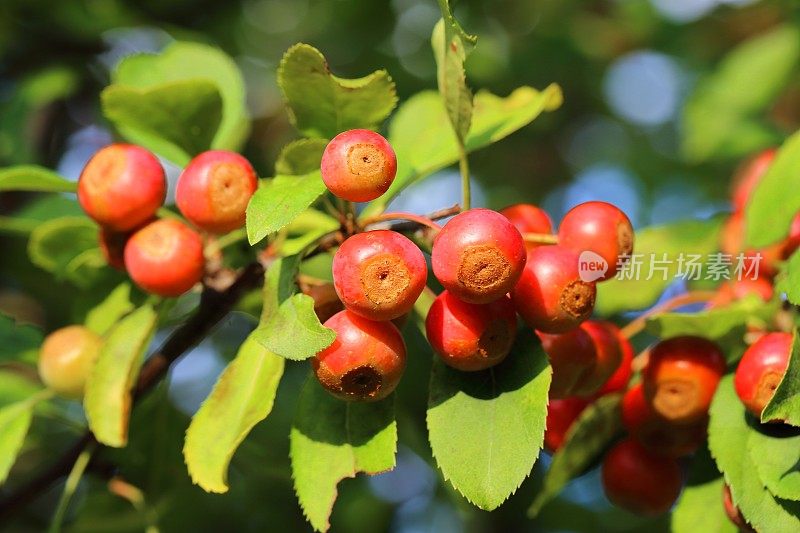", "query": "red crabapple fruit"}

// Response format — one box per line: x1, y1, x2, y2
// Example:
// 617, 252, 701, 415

320, 129, 397, 202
